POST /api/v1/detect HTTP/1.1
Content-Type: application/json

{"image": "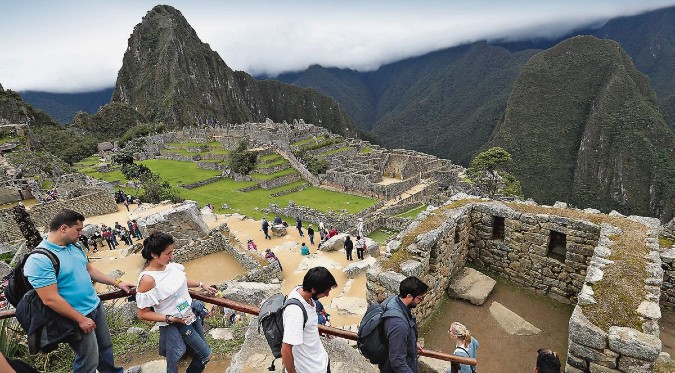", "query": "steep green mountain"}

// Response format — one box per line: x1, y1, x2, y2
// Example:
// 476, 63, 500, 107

593, 6, 675, 100
20, 87, 114, 124
278, 43, 536, 165
112, 5, 356, 137
488, 36, 675, 220
0, 83, 96, 167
